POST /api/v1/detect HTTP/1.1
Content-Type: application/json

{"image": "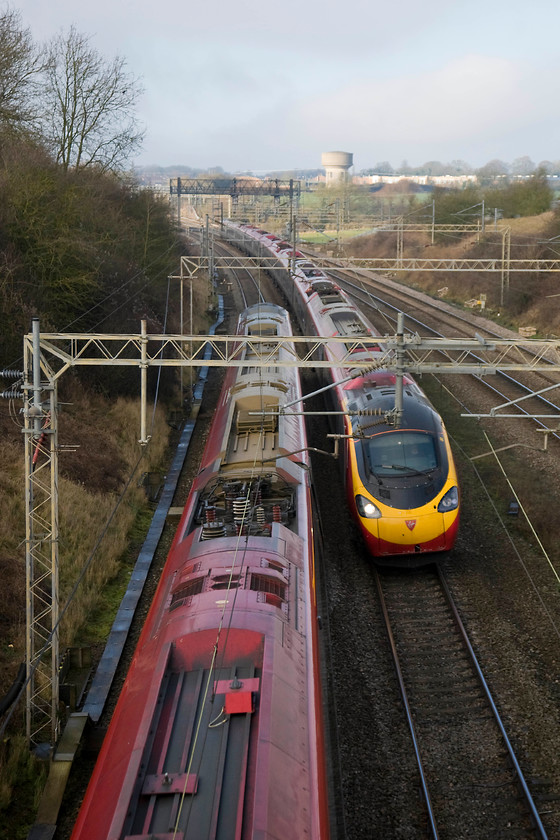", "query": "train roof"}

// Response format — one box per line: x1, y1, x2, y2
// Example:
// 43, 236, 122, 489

344, 372, 441, 435
70, 300, 329, 839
